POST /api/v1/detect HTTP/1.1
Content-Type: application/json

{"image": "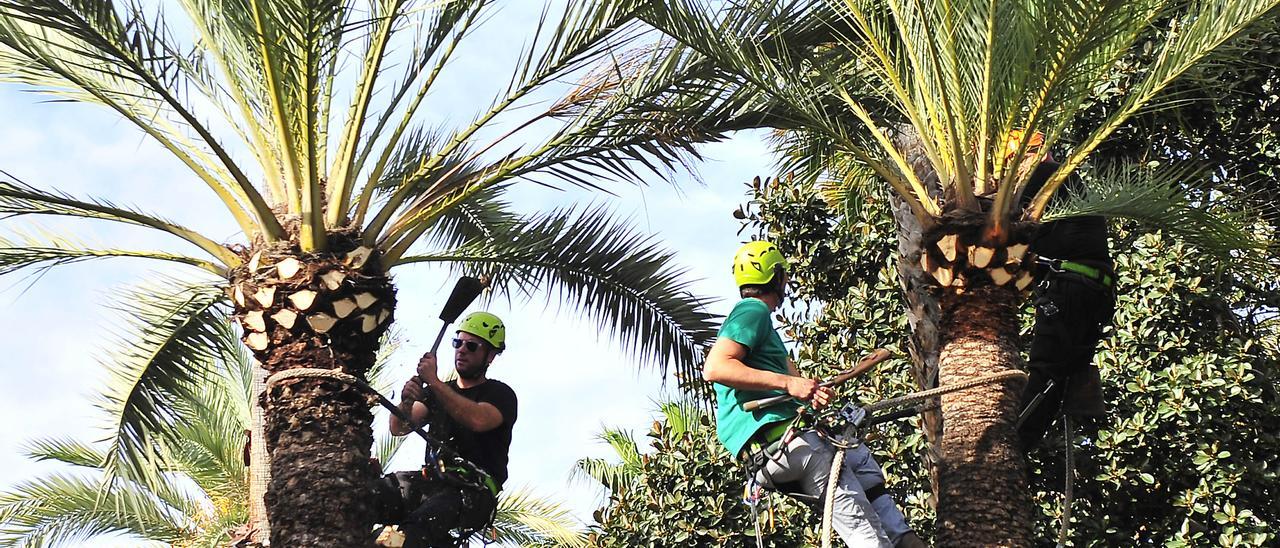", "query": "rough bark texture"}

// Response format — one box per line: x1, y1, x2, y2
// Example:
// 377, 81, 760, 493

892, 127, 946, 507
935, 285, 1031, 547
232, 233, 396, 547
